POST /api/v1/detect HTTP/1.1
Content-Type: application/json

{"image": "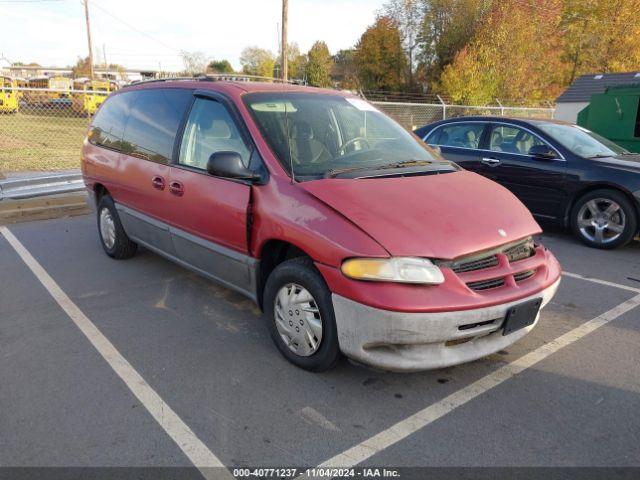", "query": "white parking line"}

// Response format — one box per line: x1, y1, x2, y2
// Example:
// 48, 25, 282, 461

315, 293, 640, 468
563, 271, 640, 294
0, 226, 231, 480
